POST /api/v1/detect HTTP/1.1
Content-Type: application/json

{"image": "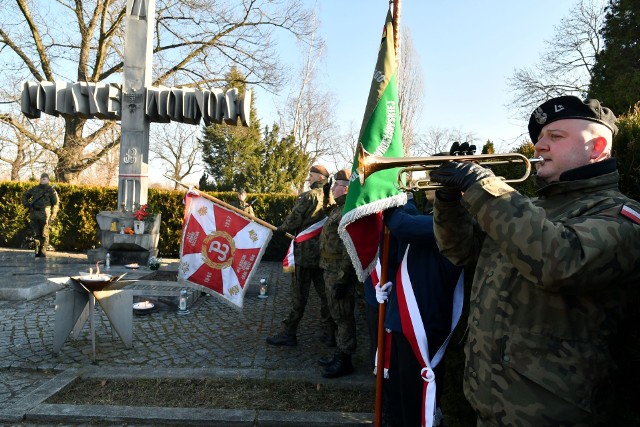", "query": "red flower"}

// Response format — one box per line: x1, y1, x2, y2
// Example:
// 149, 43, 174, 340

133, 204, 149, 221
